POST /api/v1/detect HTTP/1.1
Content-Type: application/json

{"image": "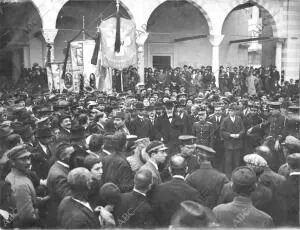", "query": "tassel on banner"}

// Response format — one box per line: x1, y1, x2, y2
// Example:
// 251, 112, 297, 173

46, 43, 52, 67
91, 32, 101, 65
114, 0, 121, 53
62, 42, 71, 80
